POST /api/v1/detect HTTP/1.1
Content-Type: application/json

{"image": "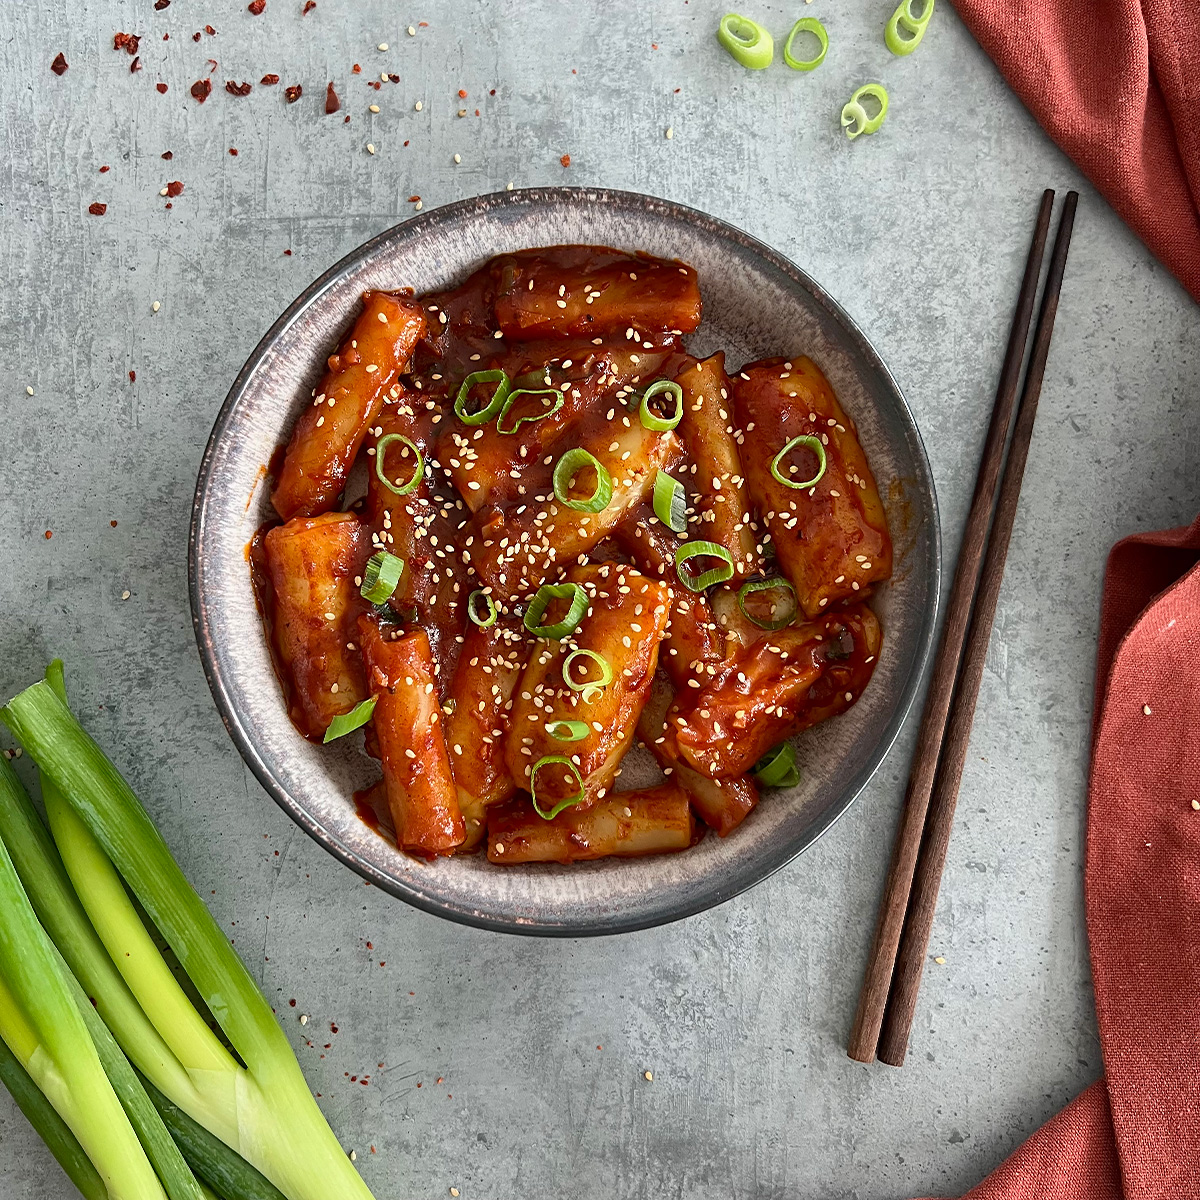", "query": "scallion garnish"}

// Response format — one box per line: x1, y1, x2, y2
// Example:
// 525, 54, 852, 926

737, 577, 798, 630
496, 387, 563, 435
467, 589, 498, 628
529, 756, 587, 820
360, 551, 404, 604
523, 582, 589, 639
653, 470, 688, 533
322, 696, 377, 743
717, 13, 774, 69
638, 379, 684, 431
771, 434, 827, 490
841, 83, 889, 139
546, 720, 589, 742
783, 16, 829, 70
885, 0, 934, 56
674, 540, 736, 592
562, 649, 613, 697
374, 433, 424, 496
552, 448, 613, 514
453, 369, 511, 425
753, 742, 800, 788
